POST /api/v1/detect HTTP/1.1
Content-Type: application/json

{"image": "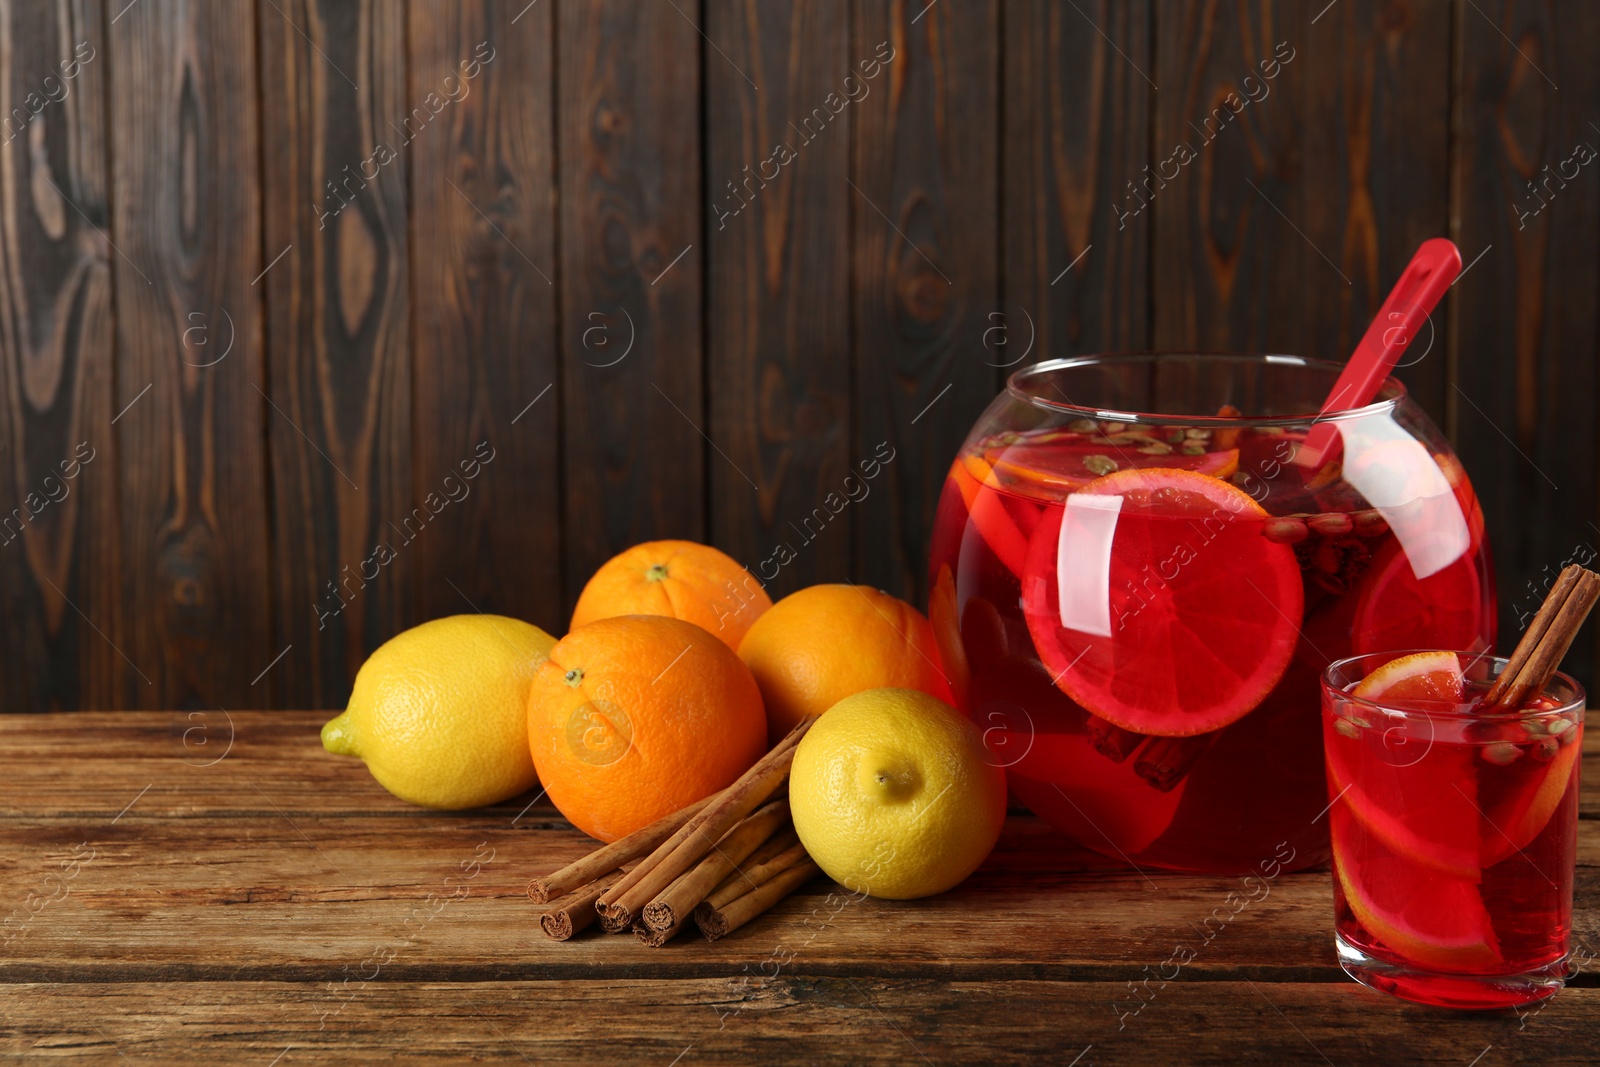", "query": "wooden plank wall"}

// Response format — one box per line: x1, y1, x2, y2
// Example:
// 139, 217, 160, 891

0, 0, 1595, 710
